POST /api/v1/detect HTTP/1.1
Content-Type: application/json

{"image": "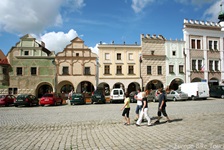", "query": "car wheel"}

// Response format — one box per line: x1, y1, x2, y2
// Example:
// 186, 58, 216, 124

5, 103, 9, 107
54, 101, 57, 106
191, 96, 195, 100
91, 101, 93, 104
221, 95, 224, 99
15, 104, 18, 107
41, 105, 44, 106
173, 97, 177, 101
